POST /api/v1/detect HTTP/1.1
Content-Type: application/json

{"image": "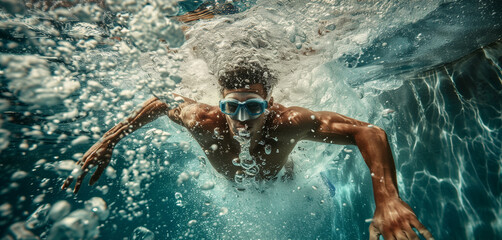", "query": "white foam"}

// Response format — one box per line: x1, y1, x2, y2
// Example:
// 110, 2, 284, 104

128, 5, 184, 51
1, 55, 81, 106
